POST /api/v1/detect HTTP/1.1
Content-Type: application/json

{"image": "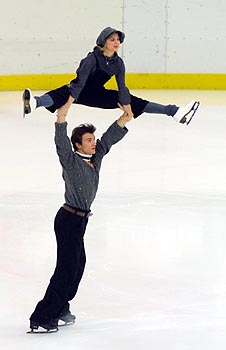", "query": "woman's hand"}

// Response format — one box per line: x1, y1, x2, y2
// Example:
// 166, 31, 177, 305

117, 103, 133, 128
118, 103, 133, 119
